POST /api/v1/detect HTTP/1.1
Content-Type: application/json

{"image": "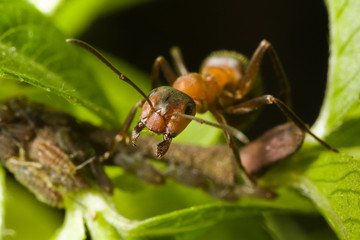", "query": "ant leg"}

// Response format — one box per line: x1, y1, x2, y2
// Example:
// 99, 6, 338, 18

101, 100, 145, 162
89, 161, 113, 194
237, 40, 292, 107
226, 95, 338, 152
131, 121, 145, 146
152, 56, 177, 89
211, 110, 255, 186
170, 46, 189, 75
169, 112, 249, 144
